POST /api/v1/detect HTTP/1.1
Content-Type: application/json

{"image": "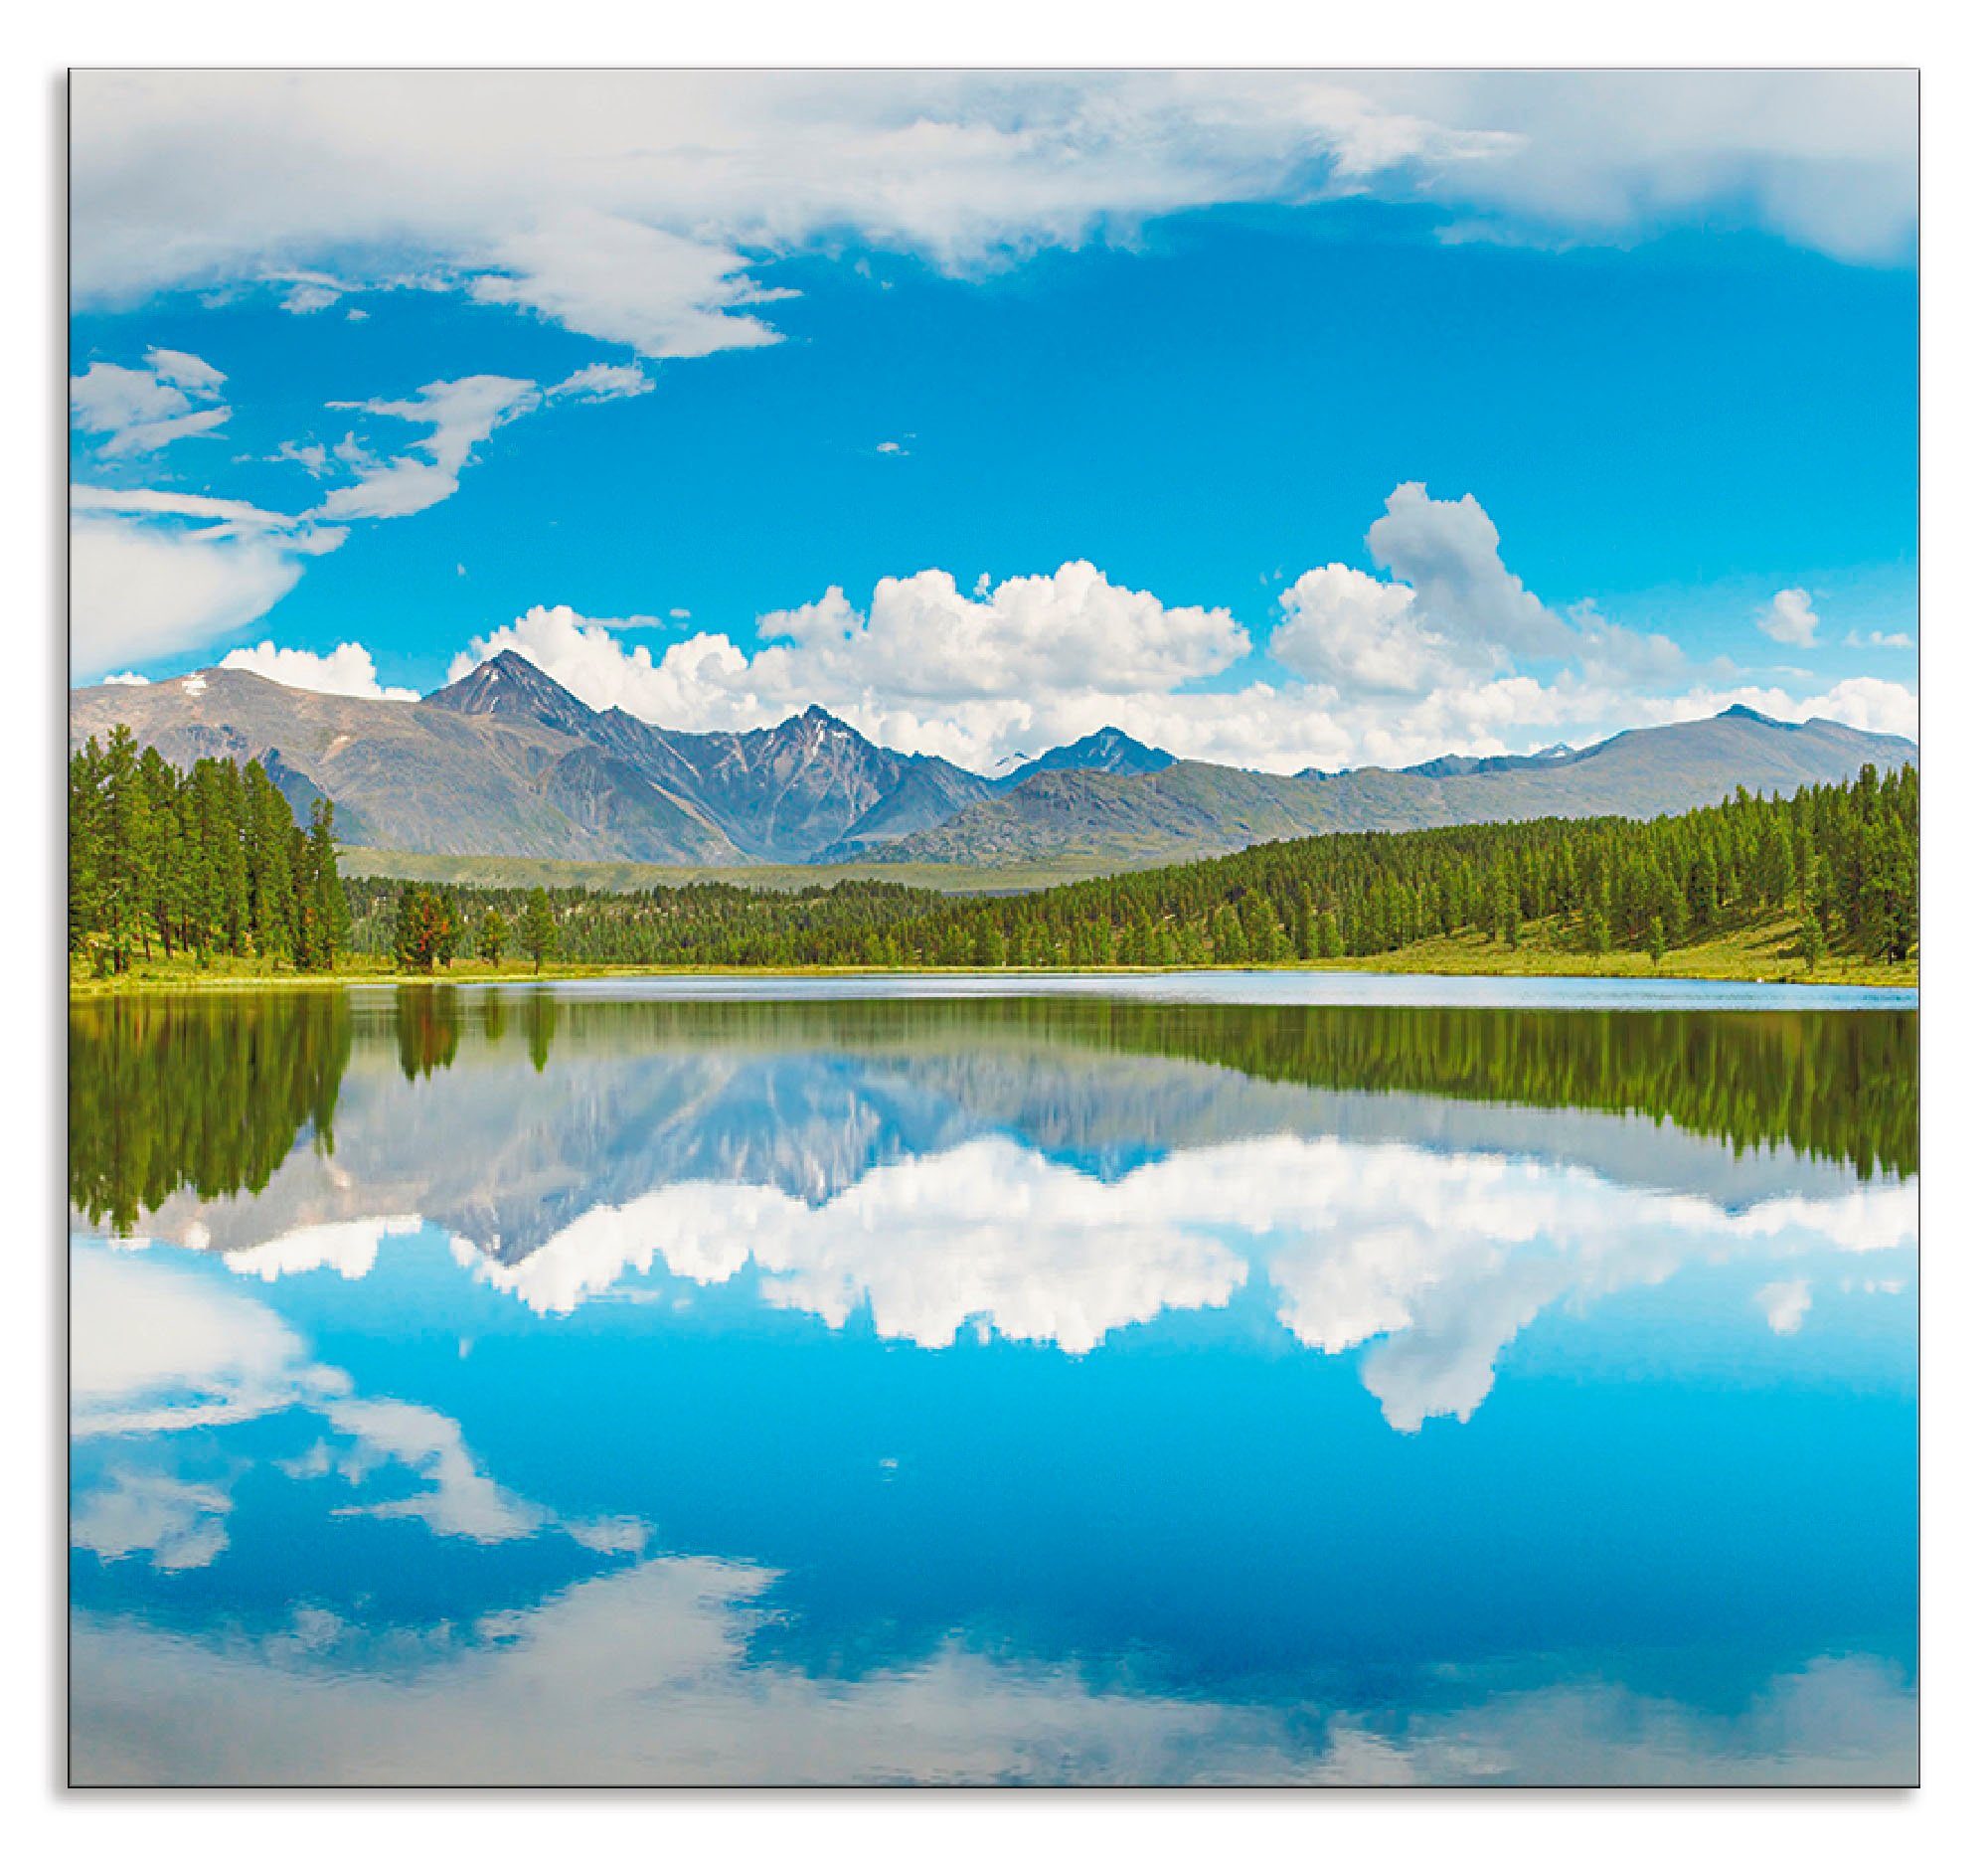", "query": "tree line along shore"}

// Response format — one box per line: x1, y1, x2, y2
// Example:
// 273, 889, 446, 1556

69, 727, 1918, 990
69, 989, 1916, 1240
